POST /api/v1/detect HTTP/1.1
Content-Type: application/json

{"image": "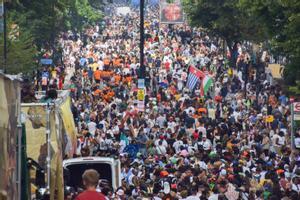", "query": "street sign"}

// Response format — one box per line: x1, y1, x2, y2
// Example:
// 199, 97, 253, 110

138, 79, 145, 89
294, 102, 300, 112
293, 102, 300, 120
137, 101, 144, 111
40, 59, 53, 65
137, 89, 145, 101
